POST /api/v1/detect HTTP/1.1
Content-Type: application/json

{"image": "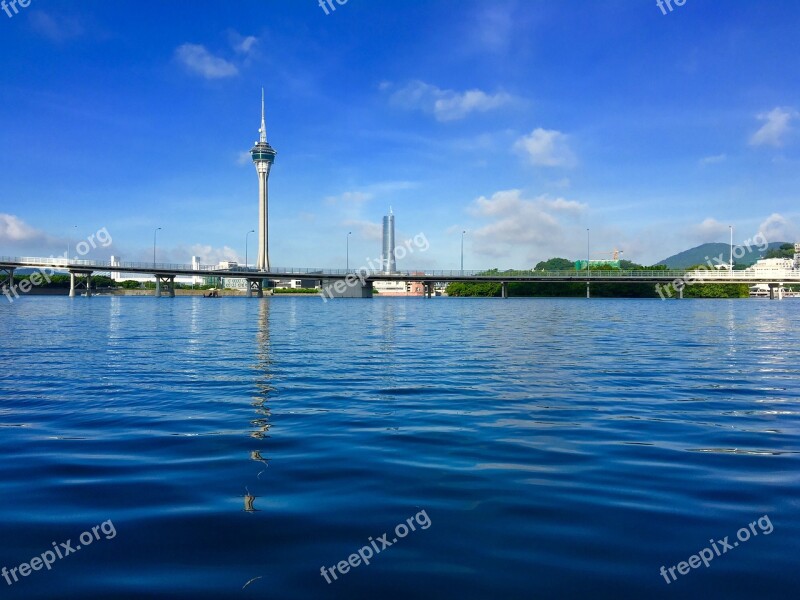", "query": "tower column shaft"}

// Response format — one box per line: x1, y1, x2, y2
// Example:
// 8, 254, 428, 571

257, 172, 269, 271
